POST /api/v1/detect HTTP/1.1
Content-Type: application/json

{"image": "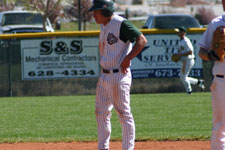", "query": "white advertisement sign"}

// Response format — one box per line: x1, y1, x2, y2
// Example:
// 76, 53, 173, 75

131, 34, 203, 78
21, 38, 99, 80
20, 33, 203, 80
